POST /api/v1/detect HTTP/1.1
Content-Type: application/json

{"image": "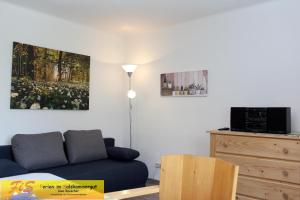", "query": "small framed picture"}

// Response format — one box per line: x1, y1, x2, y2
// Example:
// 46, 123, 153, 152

161, 70, 208, 97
